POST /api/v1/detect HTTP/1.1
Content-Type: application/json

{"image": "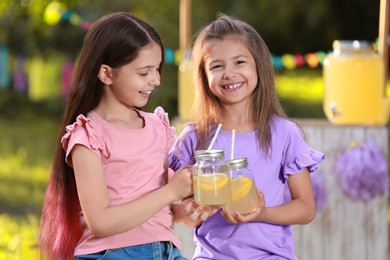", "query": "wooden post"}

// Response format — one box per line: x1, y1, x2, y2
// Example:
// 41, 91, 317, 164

178, 0, 195, 120
379, 0, 389, 95
180, 0, 191, 51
